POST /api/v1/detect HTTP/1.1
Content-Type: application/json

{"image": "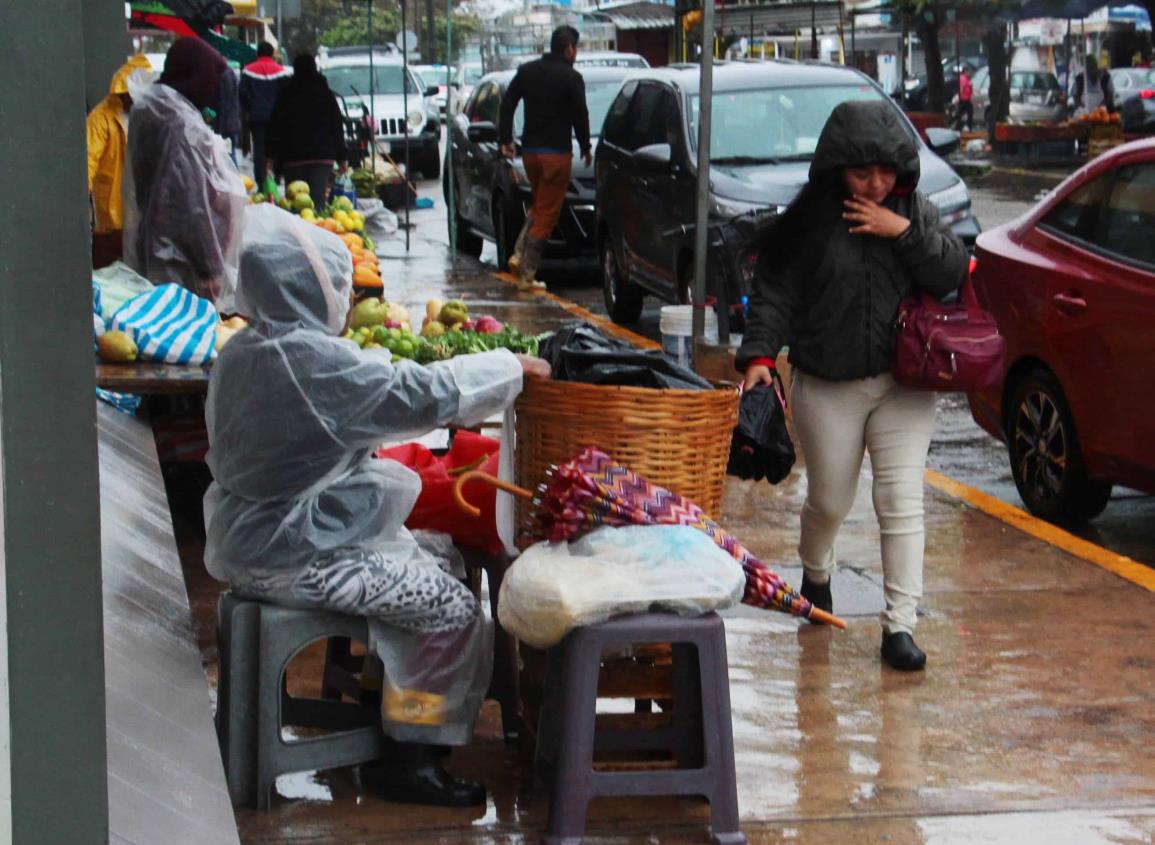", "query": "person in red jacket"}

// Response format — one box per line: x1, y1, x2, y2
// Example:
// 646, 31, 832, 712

956, 66, 974, 131
240, 42, 290, 181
